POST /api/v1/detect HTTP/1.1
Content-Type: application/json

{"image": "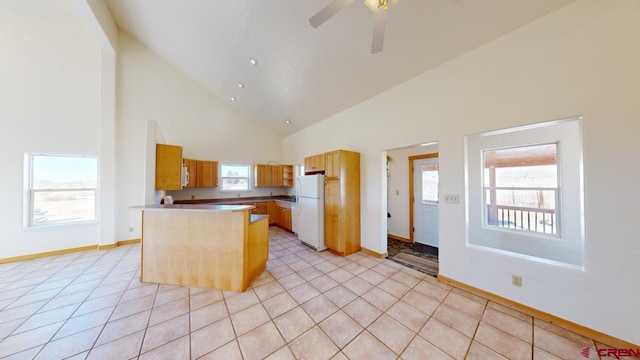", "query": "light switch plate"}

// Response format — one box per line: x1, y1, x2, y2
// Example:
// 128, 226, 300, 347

443, 194, 460, 204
